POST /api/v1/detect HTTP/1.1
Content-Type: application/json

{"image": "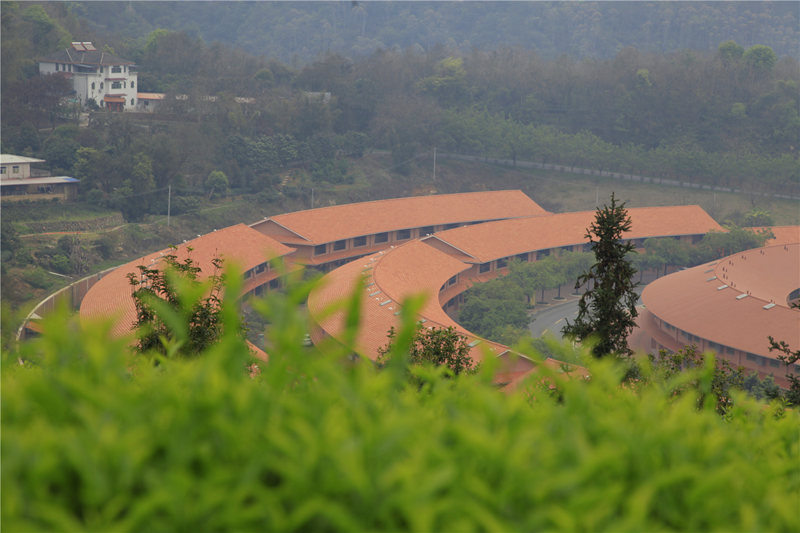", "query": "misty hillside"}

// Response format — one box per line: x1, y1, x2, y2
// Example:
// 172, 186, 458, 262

63, 1, 799, 63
